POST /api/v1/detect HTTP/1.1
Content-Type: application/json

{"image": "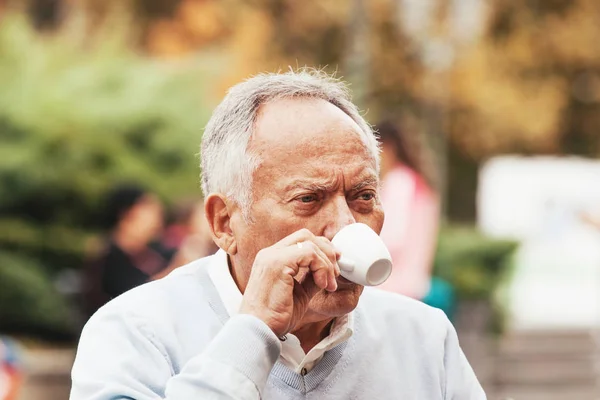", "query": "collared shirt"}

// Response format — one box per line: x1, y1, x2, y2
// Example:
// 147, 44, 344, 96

71, 256, 487, 399
207, 249, 353, 374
